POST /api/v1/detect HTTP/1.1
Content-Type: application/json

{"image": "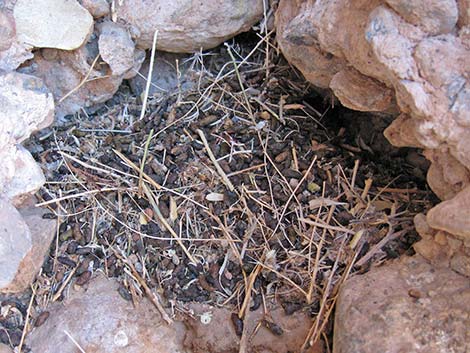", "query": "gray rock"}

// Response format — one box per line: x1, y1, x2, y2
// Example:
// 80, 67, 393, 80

27, 275, 186, 353
98, 21, 136, 76
334, 255, 470, 353
80, 0, 109, 18
114, 0, 264, 52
